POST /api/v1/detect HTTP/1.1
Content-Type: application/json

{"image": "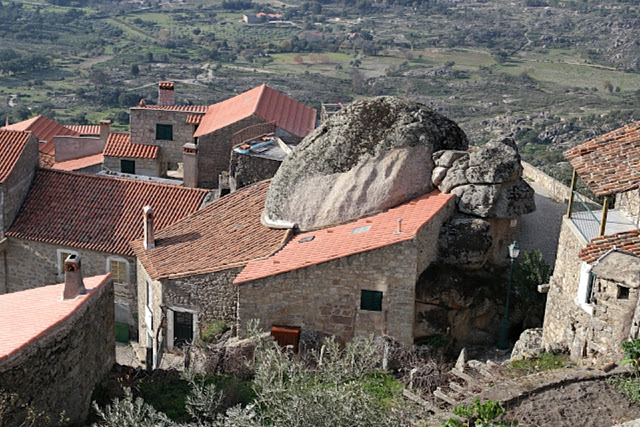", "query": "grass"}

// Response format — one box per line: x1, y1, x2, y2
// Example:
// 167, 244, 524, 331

504, 352, 572, 378
607, 376, 640, 404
